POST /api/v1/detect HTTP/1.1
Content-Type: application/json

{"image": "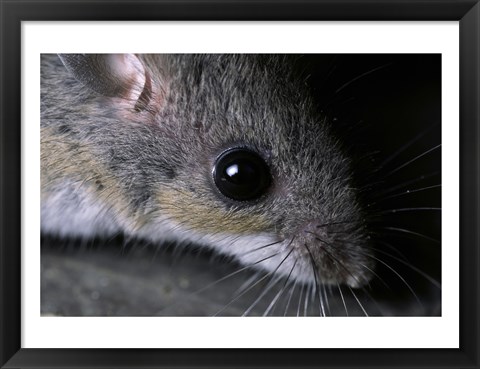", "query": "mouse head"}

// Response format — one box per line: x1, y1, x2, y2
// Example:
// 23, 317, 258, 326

58, 53, 375, 288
